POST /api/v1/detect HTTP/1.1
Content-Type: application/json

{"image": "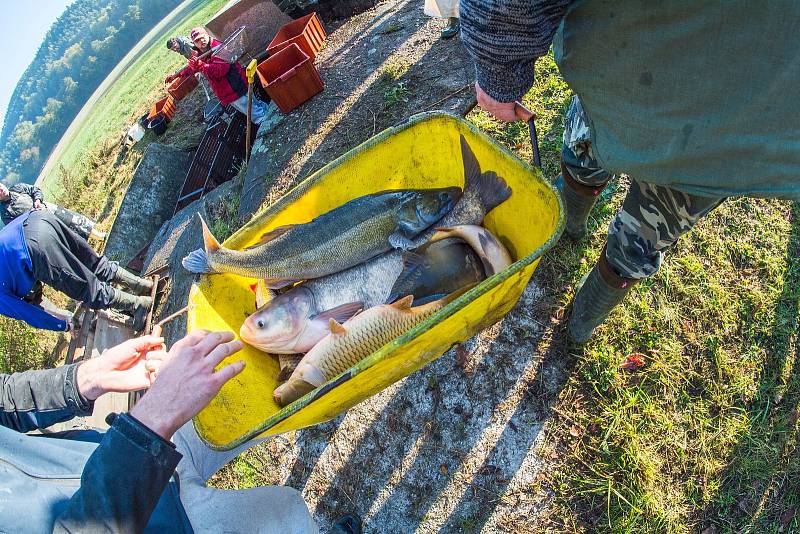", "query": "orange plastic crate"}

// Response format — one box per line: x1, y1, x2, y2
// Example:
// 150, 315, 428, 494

266, 12, 326, 60
257, 43, 324, 113
167, 75, 198, 101
148, 96, 176, 122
